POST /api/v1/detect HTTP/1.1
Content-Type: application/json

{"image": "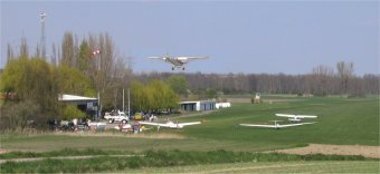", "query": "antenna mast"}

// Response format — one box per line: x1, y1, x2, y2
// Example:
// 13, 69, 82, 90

40, 10, 47, 60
